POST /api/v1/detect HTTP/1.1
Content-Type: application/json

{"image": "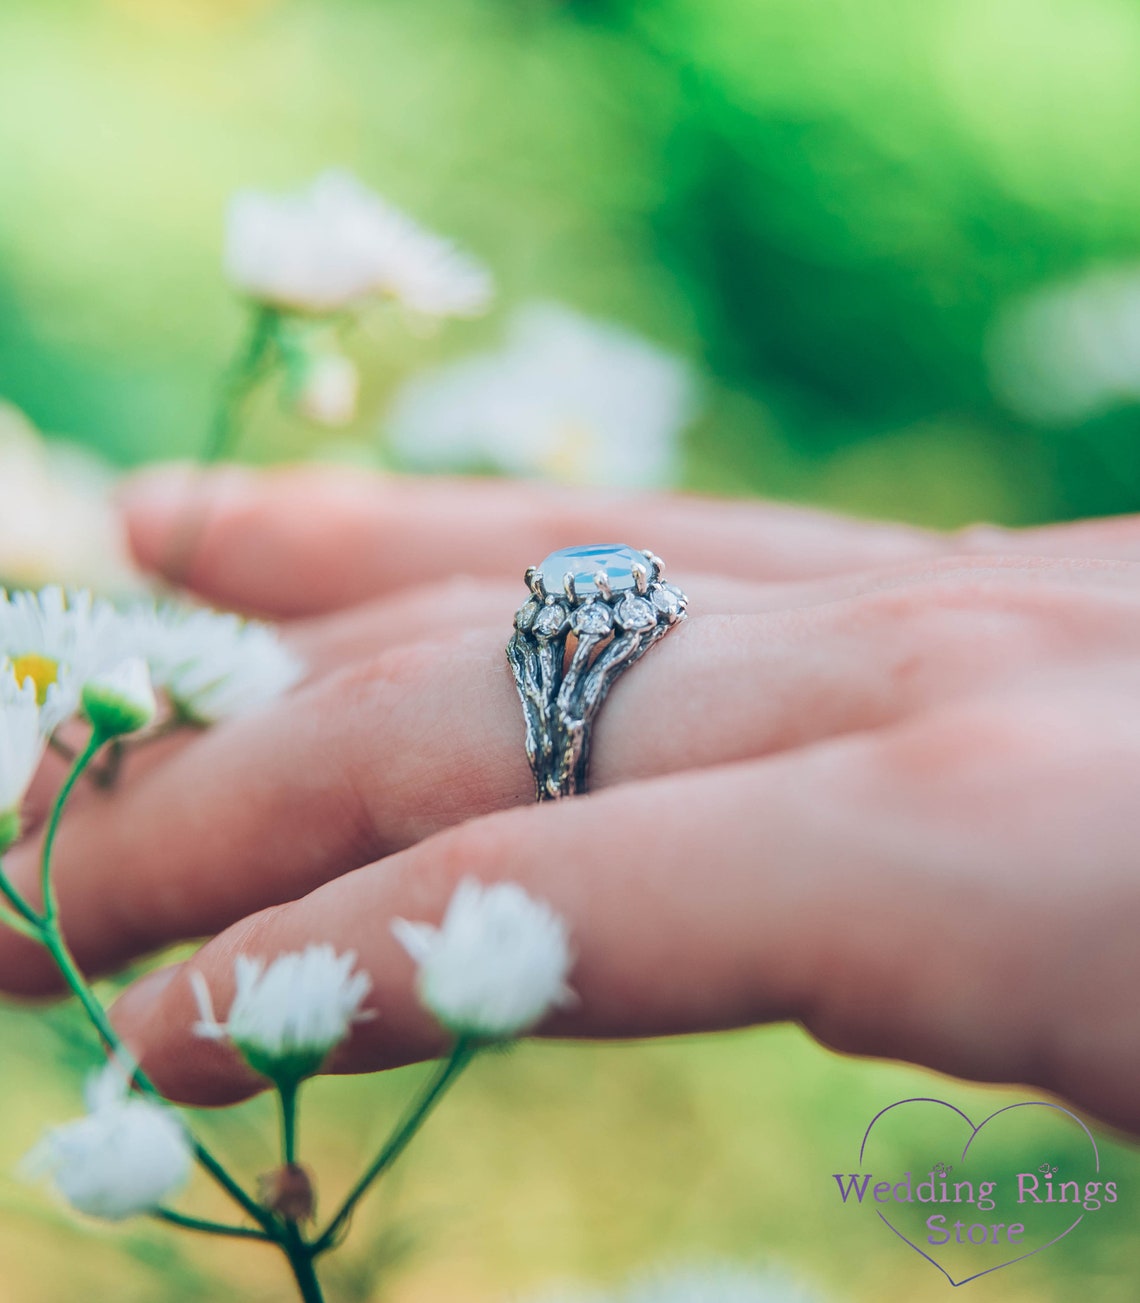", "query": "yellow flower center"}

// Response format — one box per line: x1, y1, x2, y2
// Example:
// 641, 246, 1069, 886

10, 653, 59, 705
541, 421, 602, 484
